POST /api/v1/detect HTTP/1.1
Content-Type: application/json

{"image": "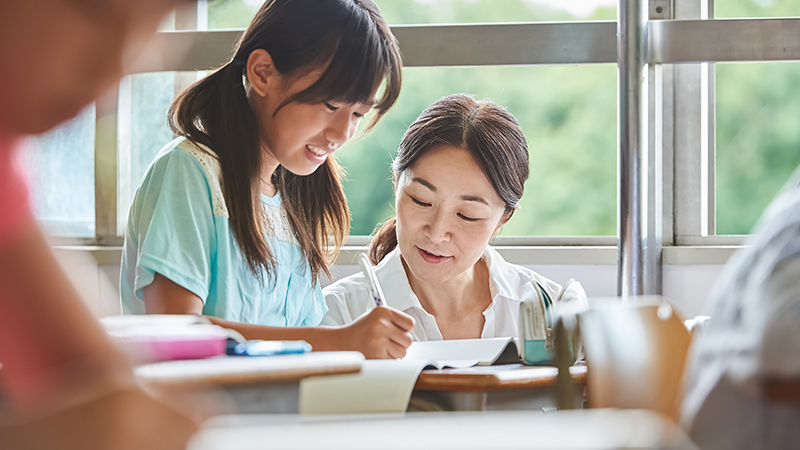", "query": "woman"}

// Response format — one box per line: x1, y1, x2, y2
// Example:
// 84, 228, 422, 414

323, 94, 585, 340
